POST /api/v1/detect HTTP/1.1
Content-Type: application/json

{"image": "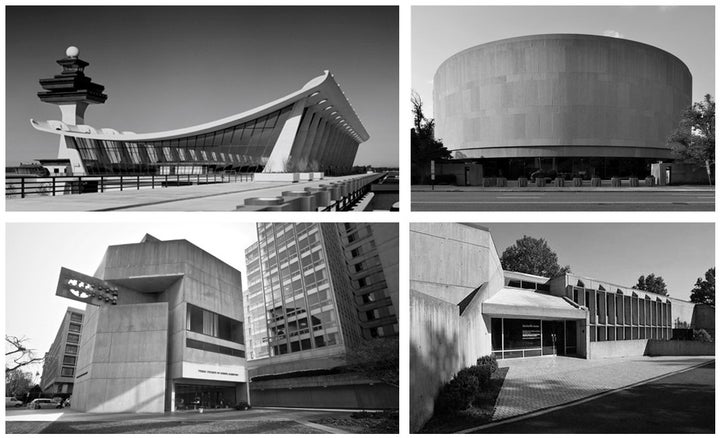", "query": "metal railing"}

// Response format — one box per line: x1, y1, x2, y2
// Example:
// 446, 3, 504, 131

6, 173, 254, 199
